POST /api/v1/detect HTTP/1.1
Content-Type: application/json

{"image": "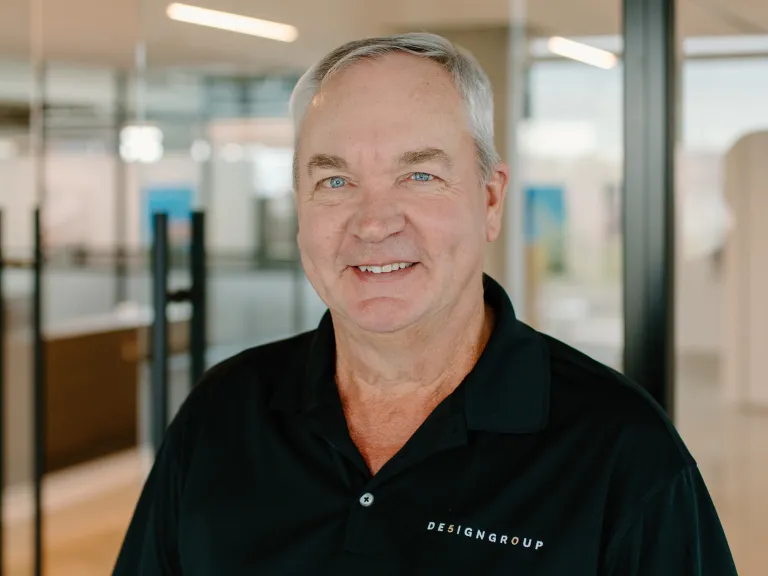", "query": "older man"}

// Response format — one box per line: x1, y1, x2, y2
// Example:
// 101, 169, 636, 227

113, 33, 737, 575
